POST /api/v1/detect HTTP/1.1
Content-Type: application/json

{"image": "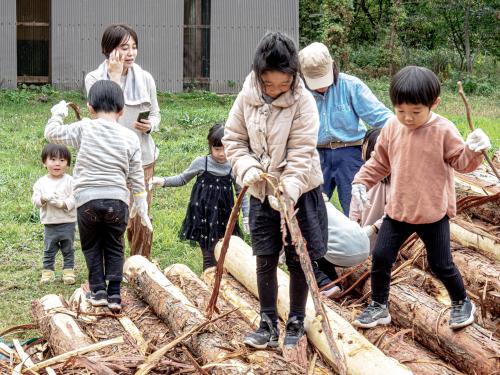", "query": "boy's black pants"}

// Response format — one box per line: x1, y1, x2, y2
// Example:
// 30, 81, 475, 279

371, 215, 466, 304
77, 199, 128, 293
